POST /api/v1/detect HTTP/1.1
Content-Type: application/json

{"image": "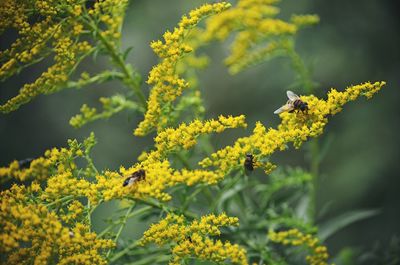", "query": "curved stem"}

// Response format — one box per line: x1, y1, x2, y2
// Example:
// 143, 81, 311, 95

82, 18, 147, 108
45, 195, 75, 207
135, 197, 197, 219
308, 138, 320, 221
106, 203, 136, 258
286, 41, 320, 222
285, 41, 314, 94
109, 240, 140, 263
